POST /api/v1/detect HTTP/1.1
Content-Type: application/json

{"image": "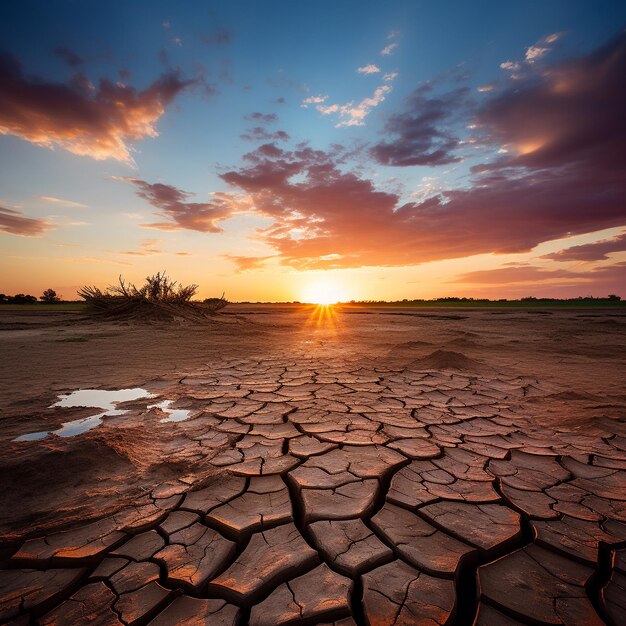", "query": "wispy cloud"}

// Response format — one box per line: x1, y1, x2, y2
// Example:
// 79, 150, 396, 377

0, 206, 52, 237
314, 73, 397, 127
543, 232, 626, 262
301, 95, 327, 107
223, 254, 275, 272
119, 177, 242, 232
240, 127, 290, 142
118, 238, 164, 256
357, 64, 381, 75
499, 60, 522, 79
381, 43, 398, 56
335, 85, 392, 127
451, 262, 626, 295
500, 32, 564, 79
452, 265, 579, 284
525, 32, 563, 63
39, 195, 88, 209
245, 112, 278, 123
